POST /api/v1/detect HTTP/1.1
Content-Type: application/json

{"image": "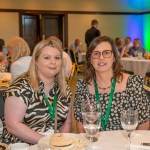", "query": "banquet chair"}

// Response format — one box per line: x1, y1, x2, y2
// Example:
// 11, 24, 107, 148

144, 84, 150, 102
66, 63, 76, 86
0, 91, 4, 119
145, 72, 150, 85
70, 49, 84, 74
123, 70, 134, 75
